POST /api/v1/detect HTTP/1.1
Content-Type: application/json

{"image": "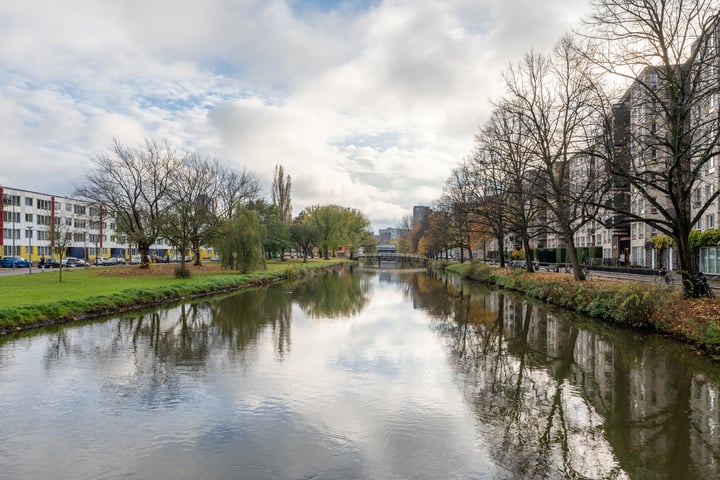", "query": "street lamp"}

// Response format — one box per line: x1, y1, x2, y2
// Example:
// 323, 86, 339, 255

27, 226, 33, 274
